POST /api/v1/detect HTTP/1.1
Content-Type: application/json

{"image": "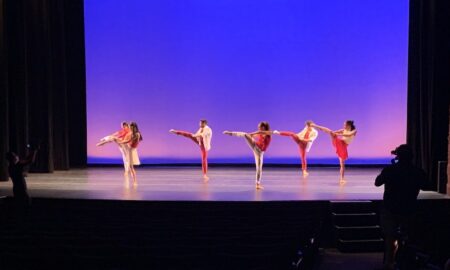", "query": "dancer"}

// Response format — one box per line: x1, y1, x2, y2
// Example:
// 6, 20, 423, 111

117, 122, 142, 185
273, 120, 318, 177
311, 120, 356, 183
97, 122, 132, 176
170, 119, 212, 181
223, 121, 272, 190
